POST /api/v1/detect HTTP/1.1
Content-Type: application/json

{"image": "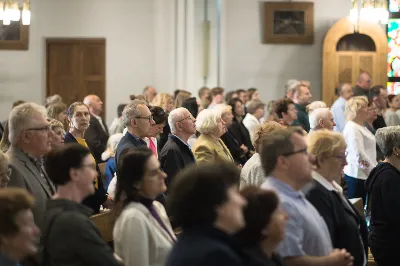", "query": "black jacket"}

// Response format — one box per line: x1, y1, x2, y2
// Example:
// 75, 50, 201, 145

229, 118, 254, 153
42, 199, 121, 266
305, 180, 368, 266
365, 162, 400, 261
159, 135, 196, 188
220, 129, 248, 165
373, 115, 386, 130
85, 115, 109, 163
353, 85, 370, 98
244, 247, 284, 266
115, 131, 147, 165
64, 132, 107, 213
166, 225, 248, 266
